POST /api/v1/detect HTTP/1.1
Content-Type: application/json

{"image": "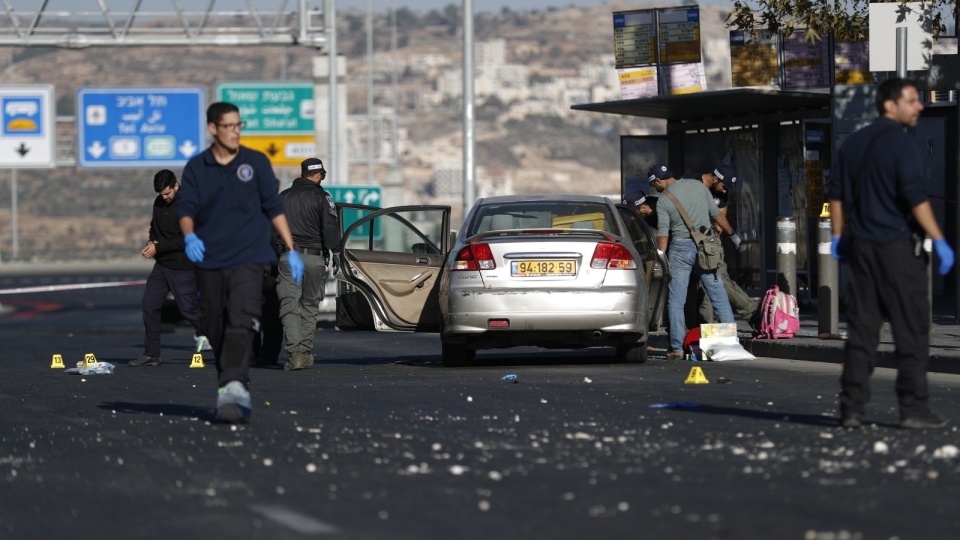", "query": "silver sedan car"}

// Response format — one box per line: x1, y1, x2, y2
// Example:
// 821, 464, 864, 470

334, 194, 669, 367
